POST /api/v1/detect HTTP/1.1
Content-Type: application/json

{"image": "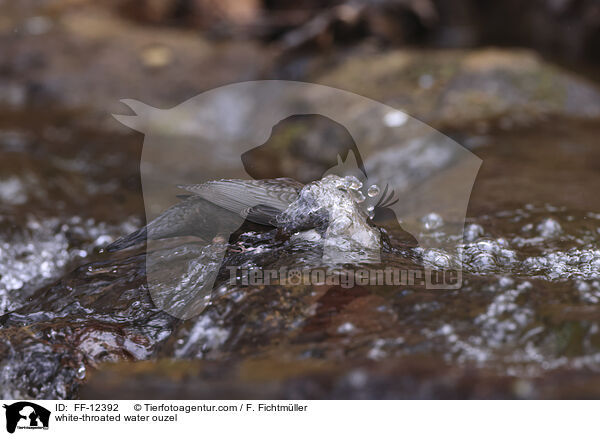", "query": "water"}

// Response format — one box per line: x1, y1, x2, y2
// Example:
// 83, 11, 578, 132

0, 213, 145, 313
2, 115, 600, 399
280, 175, 381, 262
